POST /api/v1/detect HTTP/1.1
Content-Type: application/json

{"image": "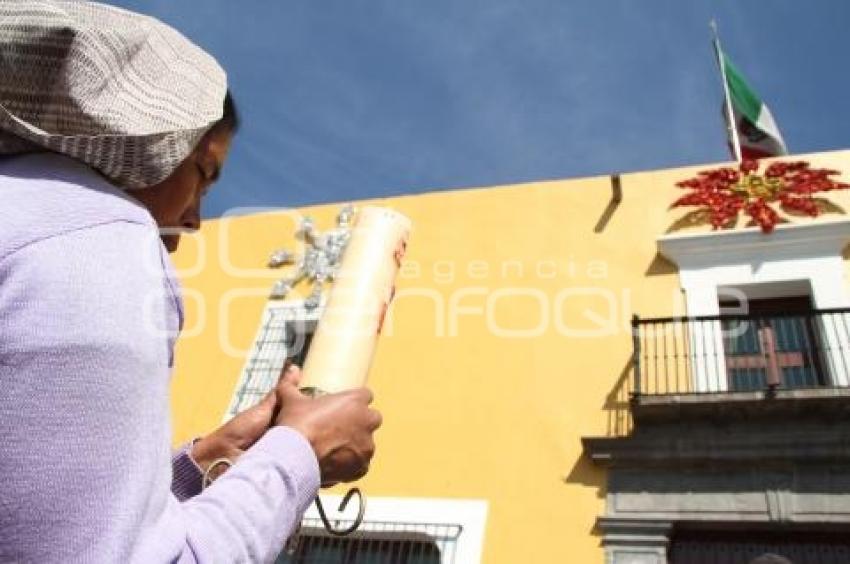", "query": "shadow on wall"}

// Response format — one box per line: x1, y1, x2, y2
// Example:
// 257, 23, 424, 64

562, 453, 607, 538
562, 357, 633, 491
562, 453, 608, 542
593, 174, 623, 234
645, 252, 677, 277
604, 358, 634, 438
